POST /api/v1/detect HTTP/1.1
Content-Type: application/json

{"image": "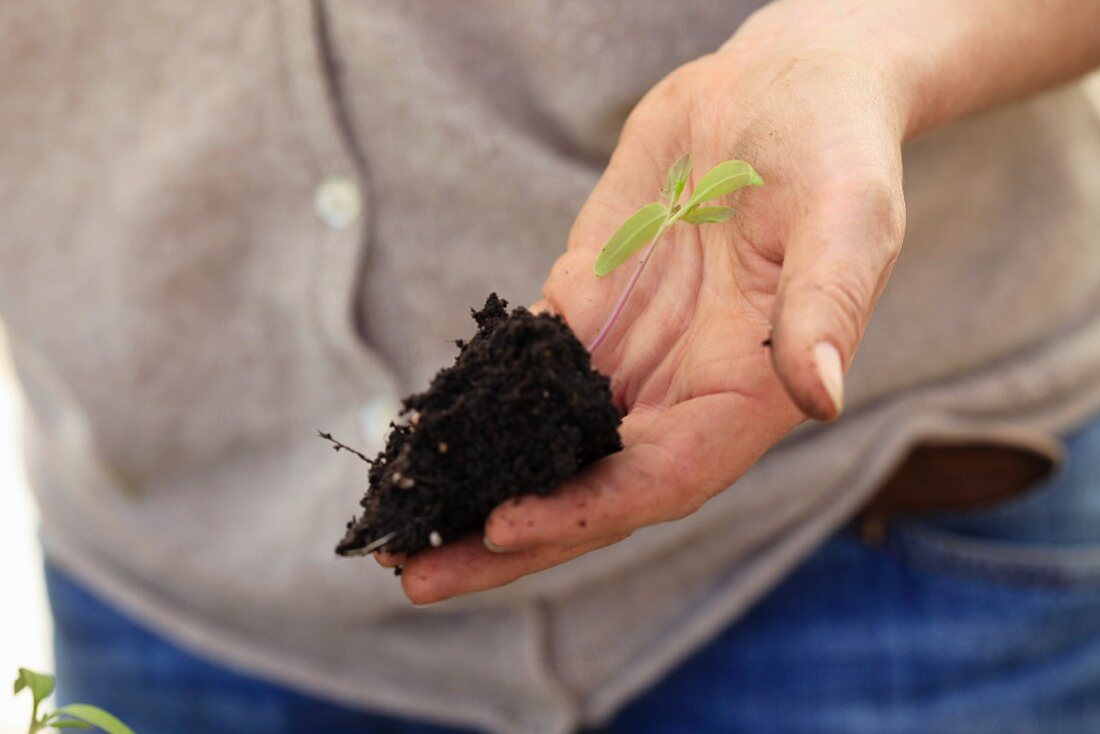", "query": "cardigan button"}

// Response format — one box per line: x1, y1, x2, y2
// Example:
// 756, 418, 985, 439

358, 394, 402, 448
314, 175, 361, 230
